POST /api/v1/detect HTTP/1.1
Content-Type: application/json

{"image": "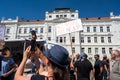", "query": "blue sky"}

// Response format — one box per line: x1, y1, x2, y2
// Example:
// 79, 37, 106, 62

0, 0, 120, 20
